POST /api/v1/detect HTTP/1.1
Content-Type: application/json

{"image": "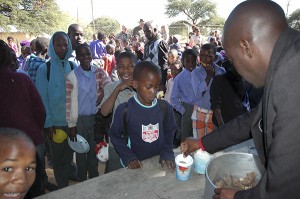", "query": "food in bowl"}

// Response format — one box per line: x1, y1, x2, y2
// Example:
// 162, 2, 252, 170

215, 171, 257, 190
